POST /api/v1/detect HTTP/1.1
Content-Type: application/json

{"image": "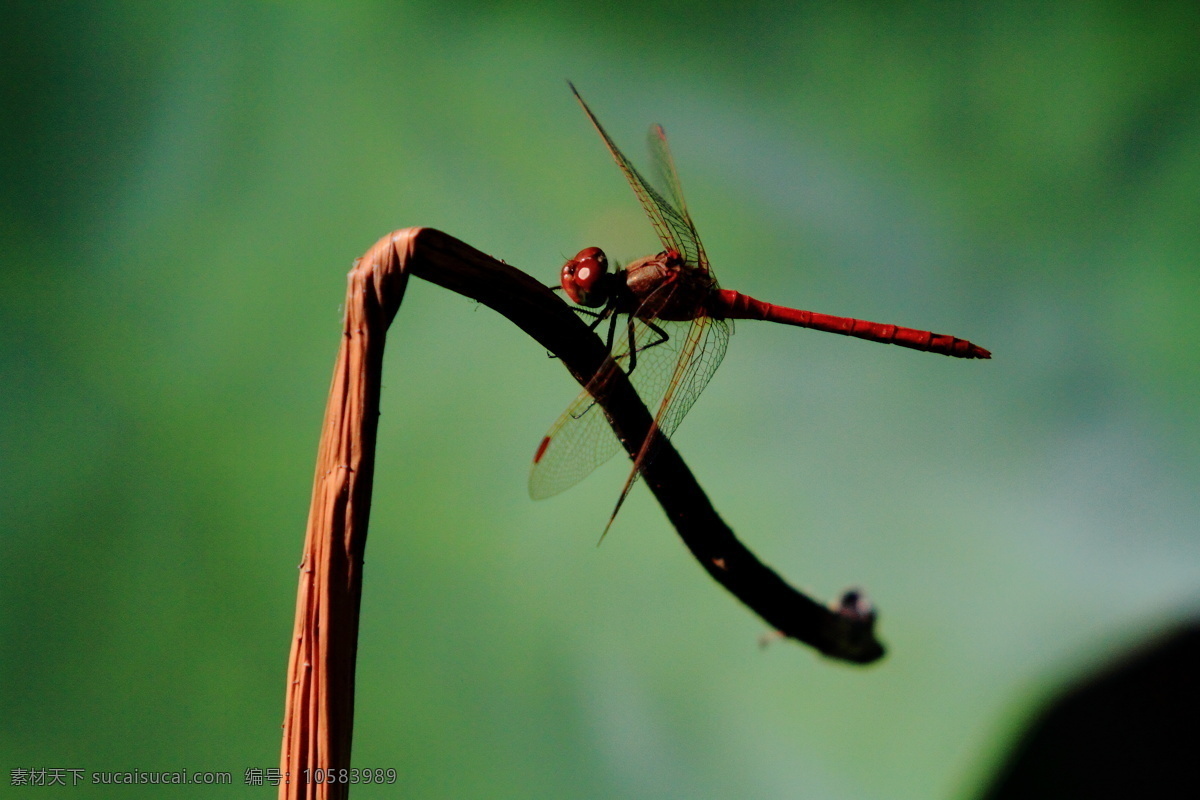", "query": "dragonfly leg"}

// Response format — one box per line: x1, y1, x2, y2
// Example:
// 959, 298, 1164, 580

584, 310, 607, 331
604, 306, 621, 355
625, 318, 670, 376
571, 306, 604, 321
626, 313, 639, 374
570, 403, 597, 420
640, 318, 670, 351
568, 308, 622, 420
